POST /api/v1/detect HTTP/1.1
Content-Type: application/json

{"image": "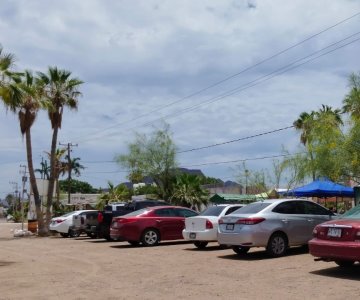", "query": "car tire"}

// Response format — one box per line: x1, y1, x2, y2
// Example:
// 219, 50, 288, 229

69, 230, 81, 238
128, 241, 140, 246
60, 232, 69, 238
104, 235, 113, 241
194, 241, 208, 249
141, 228, 160, 246
335, 260, 355, 268
232, 246, 250, 255
266, 232, 288, 257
